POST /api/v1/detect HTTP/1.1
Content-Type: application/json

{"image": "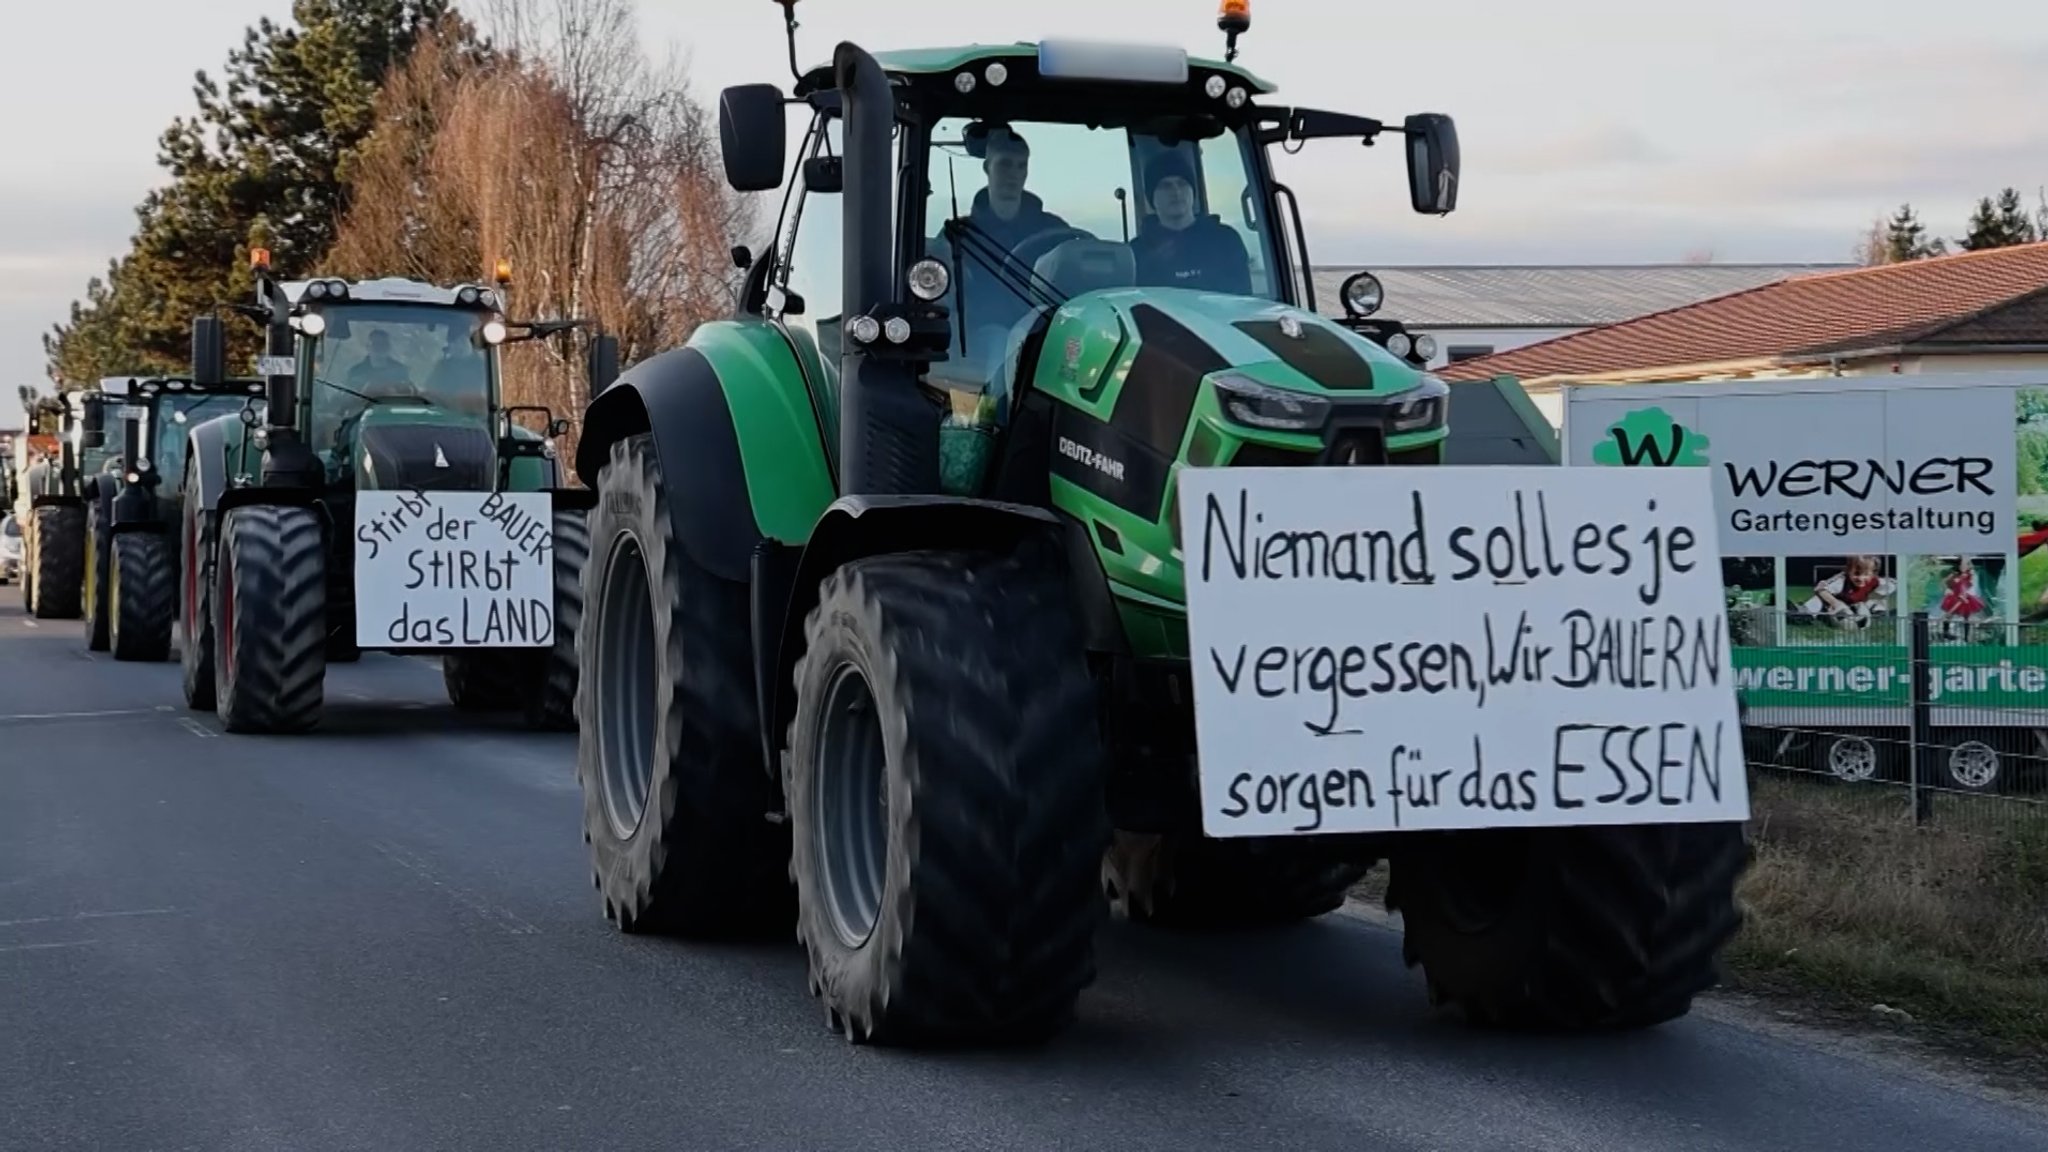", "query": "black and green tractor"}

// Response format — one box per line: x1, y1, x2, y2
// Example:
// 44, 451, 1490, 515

569, 3, 1747, 1047
89, 371, 270, 661
177, 250, 618, 733
19, 388, 117, 621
